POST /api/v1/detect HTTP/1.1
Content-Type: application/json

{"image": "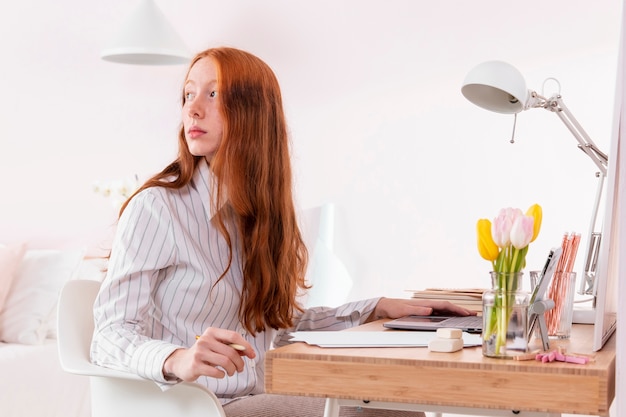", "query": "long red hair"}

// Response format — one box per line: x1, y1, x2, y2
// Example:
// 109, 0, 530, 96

120, 47, 309, 334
